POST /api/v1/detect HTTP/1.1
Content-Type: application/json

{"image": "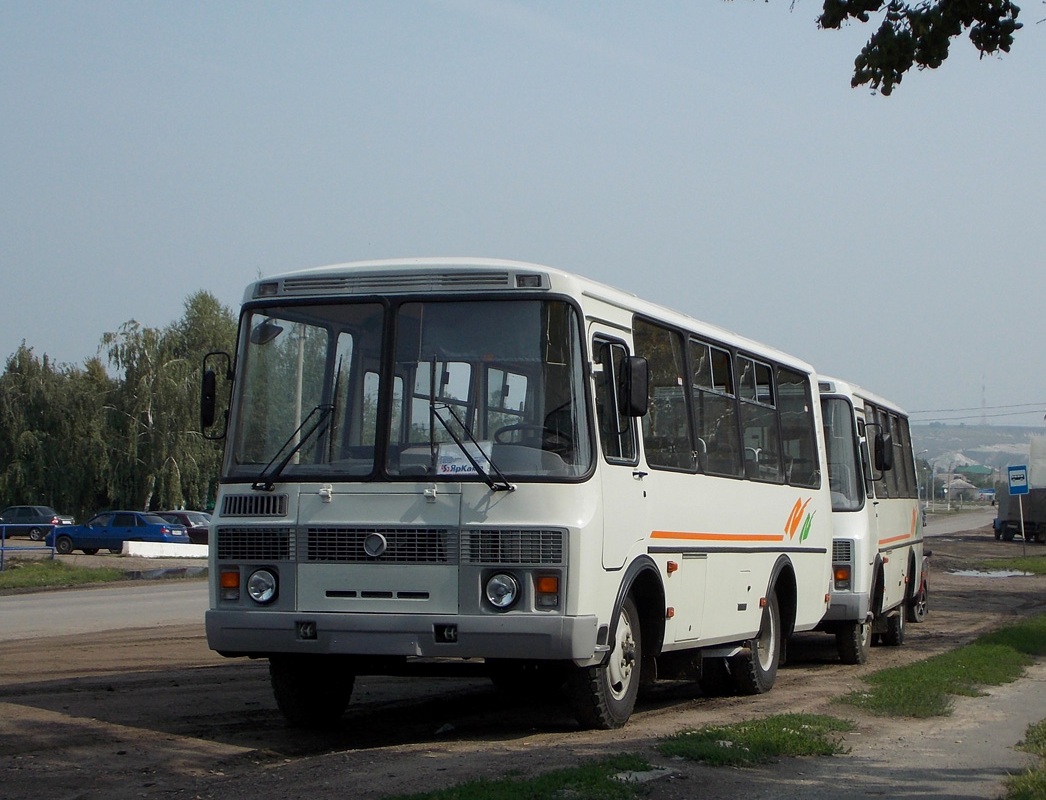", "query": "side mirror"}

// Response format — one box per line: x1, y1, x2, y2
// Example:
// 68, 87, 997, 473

201, 369, 217, 428
201, 351, 232, 440
620, 356, 649, 417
